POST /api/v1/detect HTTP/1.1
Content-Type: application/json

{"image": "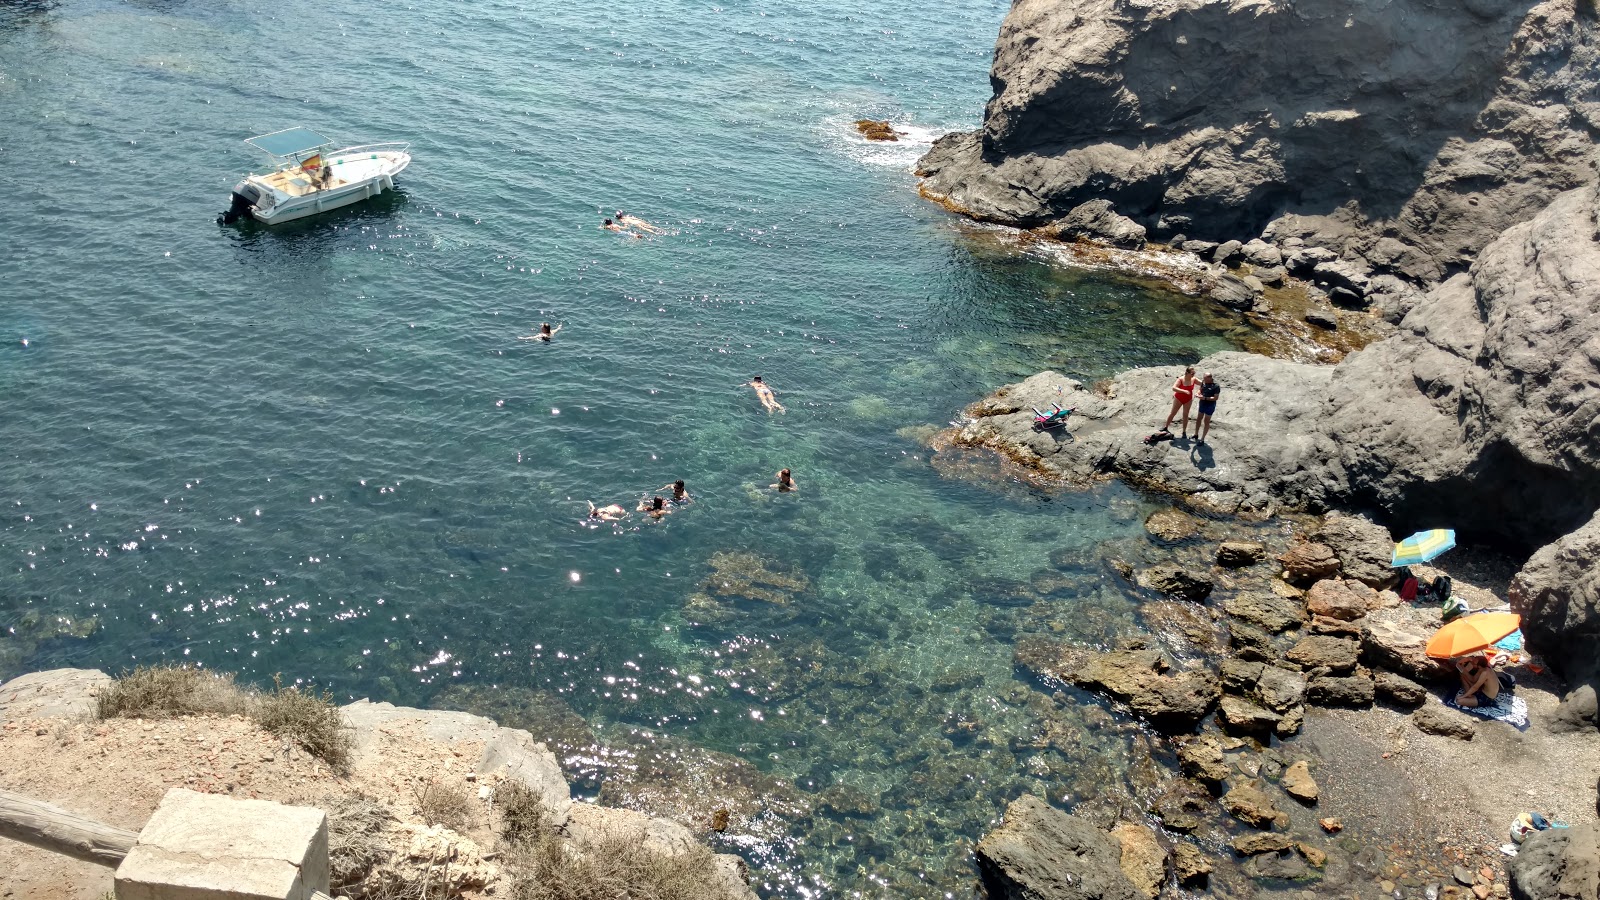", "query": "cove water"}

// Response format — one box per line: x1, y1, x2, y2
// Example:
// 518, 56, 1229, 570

0, 0, 1246, 894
